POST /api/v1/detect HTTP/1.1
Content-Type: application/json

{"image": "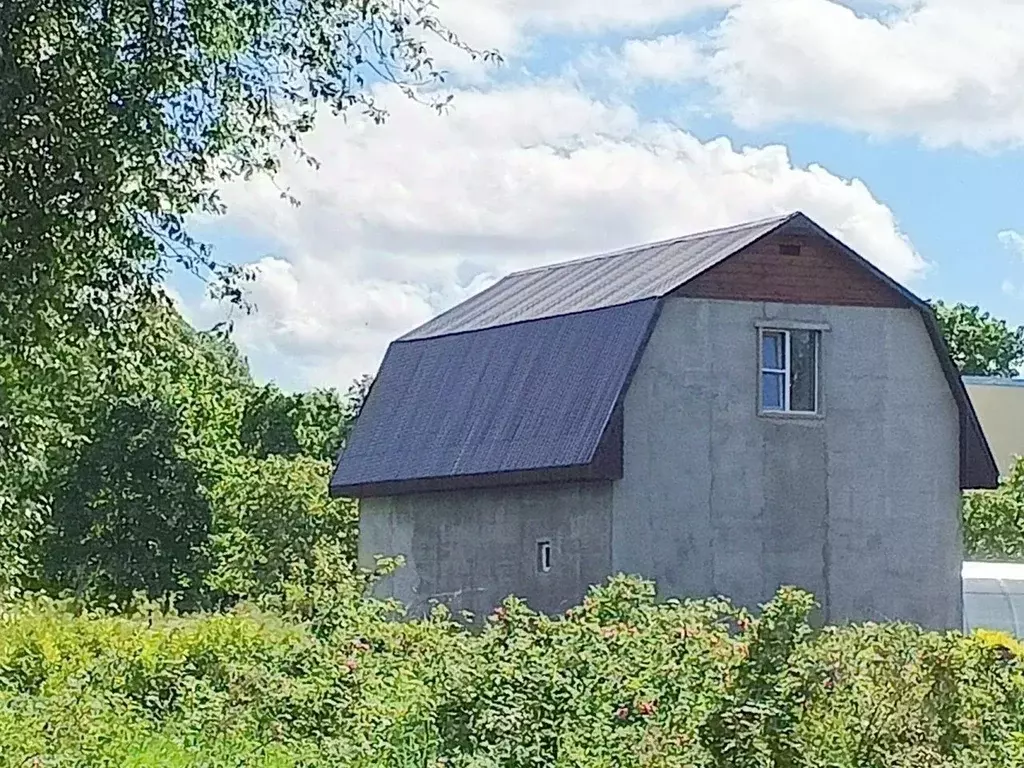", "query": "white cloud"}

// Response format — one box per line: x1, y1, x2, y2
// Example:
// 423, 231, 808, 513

434, 0, 731, 60
1002, 279, 1017, 297
620, 34, 705, 82
578, 34, 707, 85
696, 0, 1024, 149
999, 230, 1024, 259
197, 81, 923, 389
